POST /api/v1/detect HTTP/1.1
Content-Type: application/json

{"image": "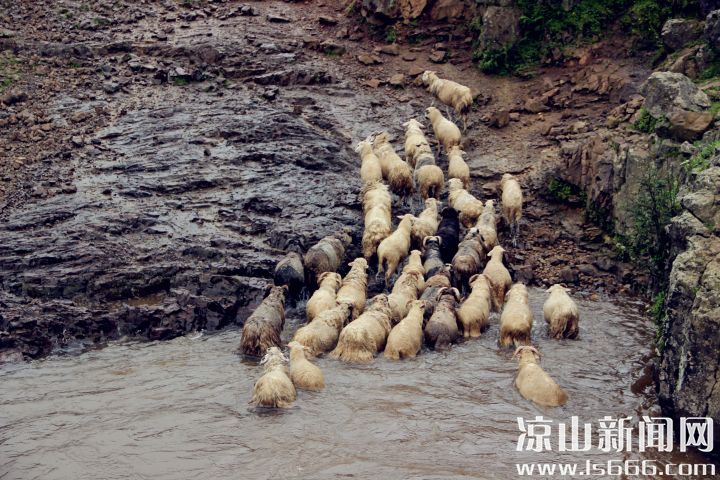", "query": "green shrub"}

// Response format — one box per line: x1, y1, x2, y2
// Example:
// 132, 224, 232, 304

625, 167, 681, 287
650, 290, 668, 350
683, 139, 720, 172
385, 26, 397, 44
632, 107, 660, 133
548, 178, 574, 202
